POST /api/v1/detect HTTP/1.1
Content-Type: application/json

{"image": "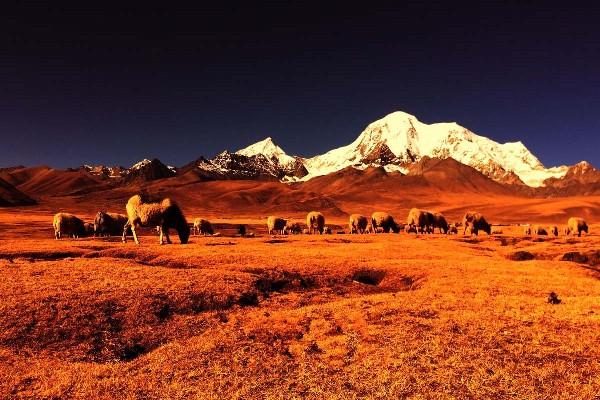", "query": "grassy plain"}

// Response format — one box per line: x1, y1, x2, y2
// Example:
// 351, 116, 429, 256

1, 209, 600, 399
